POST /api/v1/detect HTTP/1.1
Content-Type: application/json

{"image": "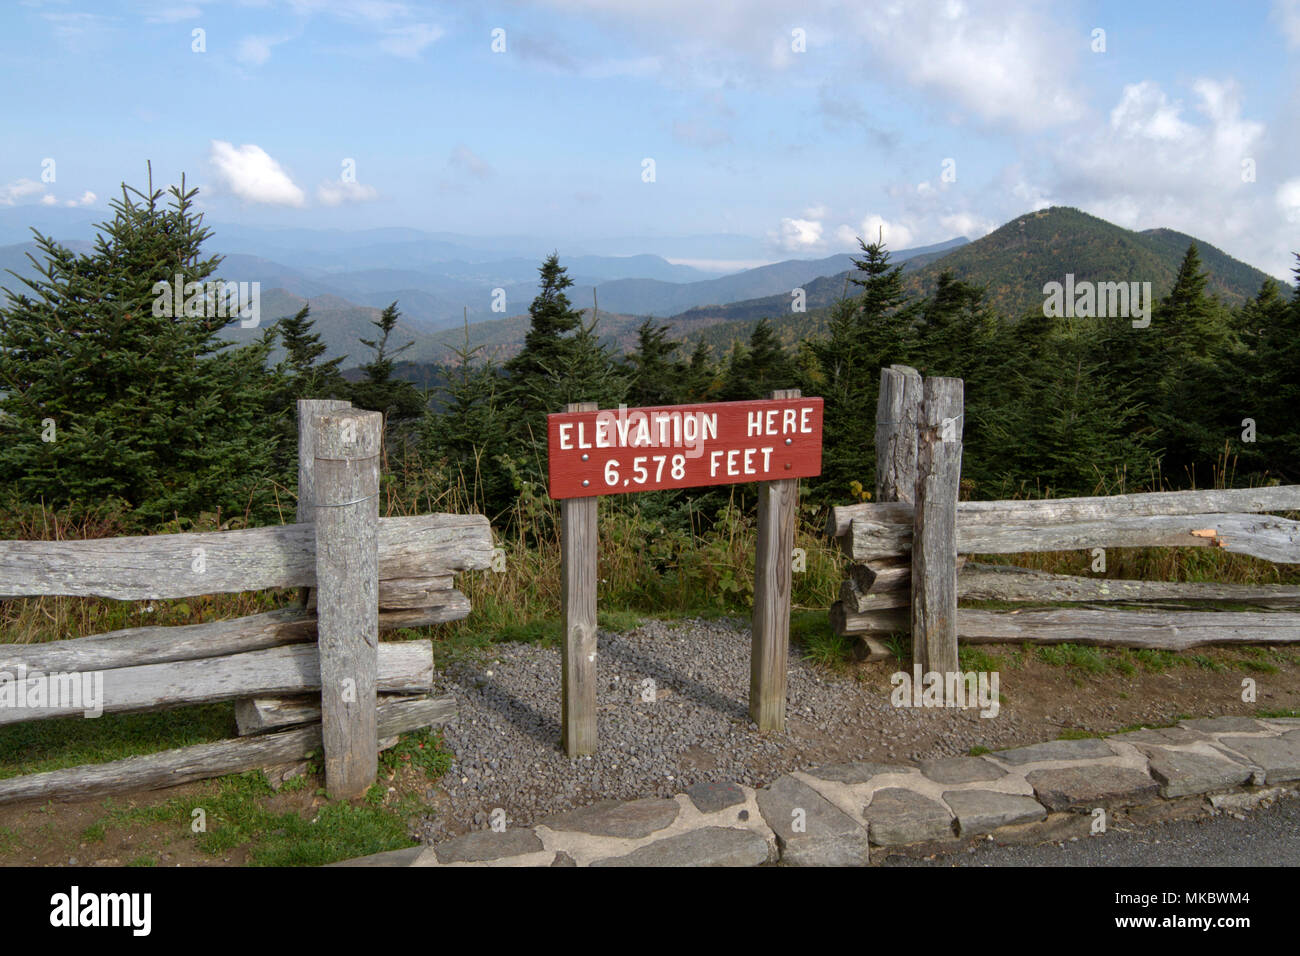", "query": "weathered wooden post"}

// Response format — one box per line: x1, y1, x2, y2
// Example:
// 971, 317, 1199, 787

912, 377, 963, 679
750, 388, 800, 732
875, 365, 921, 504
314, 409, 383, 799
297, 399, 351, 606
560, 401, 599, 757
